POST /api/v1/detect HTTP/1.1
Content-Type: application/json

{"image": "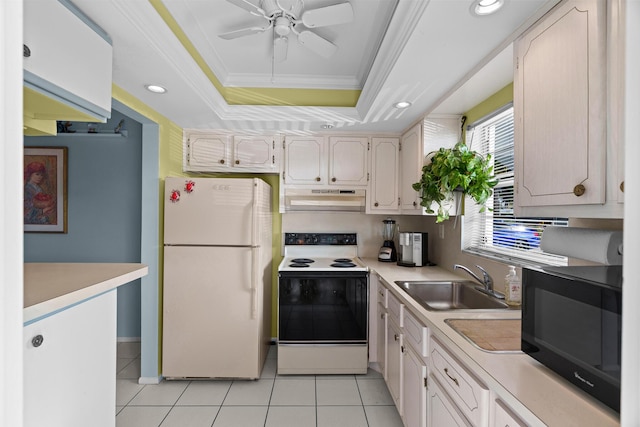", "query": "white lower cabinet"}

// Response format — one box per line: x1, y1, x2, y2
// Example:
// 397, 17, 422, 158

387, 316, 404, 412
492, 400, 527, 427
377, 302, 388, 379
24, 291, 117, 427
402, 343, 428, 427
428, 374, 473, 427
429, 337, 489, 427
